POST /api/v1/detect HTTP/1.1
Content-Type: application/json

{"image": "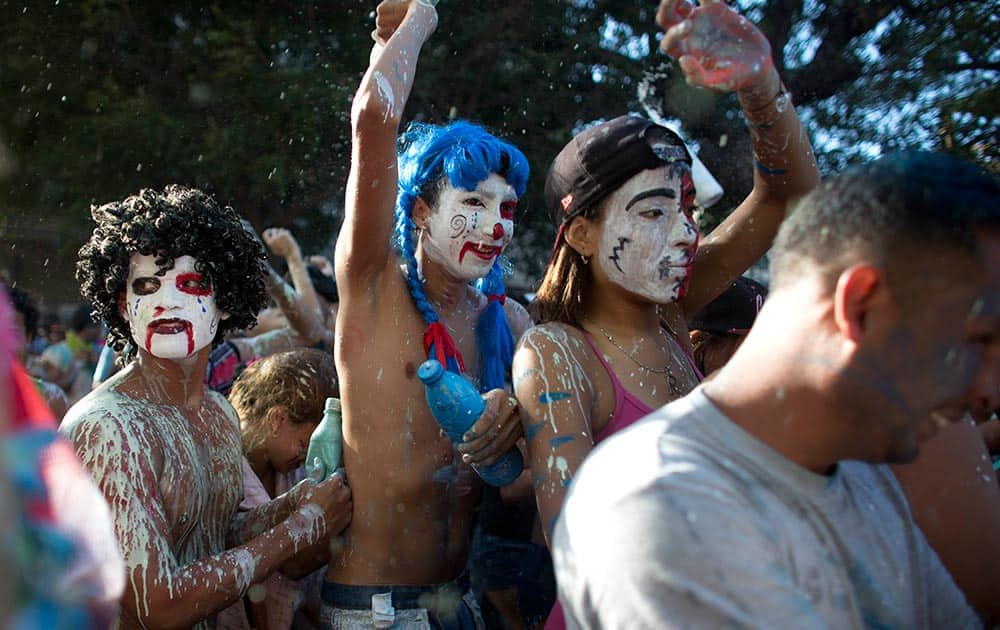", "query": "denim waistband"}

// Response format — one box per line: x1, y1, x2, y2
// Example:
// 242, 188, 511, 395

321, 572, 470, 610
